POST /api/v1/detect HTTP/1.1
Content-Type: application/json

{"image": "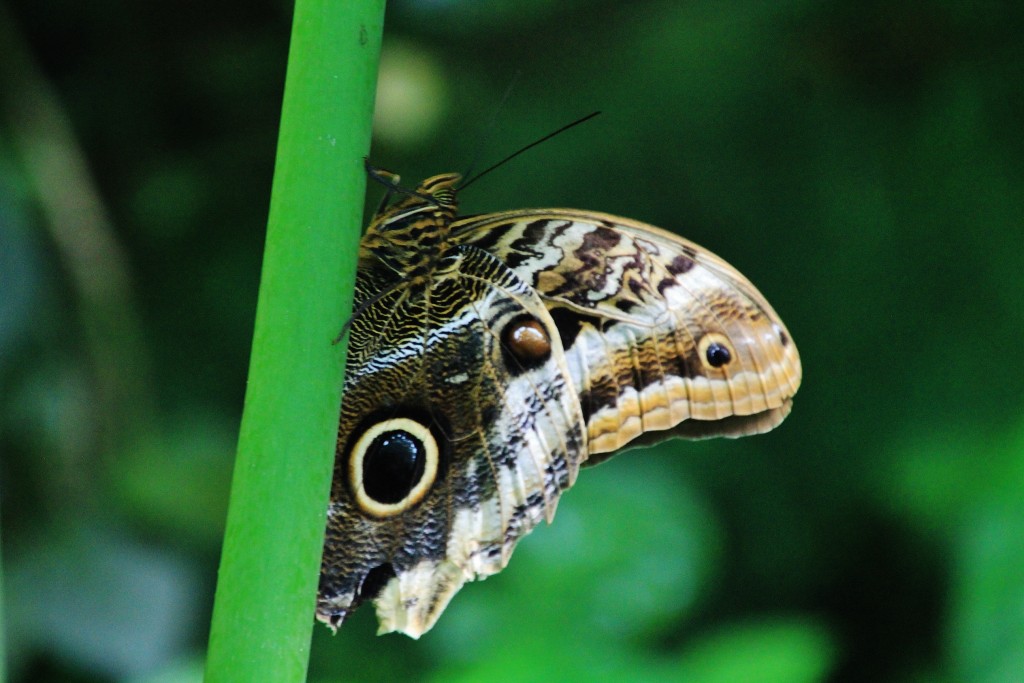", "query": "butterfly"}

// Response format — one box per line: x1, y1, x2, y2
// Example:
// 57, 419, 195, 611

317, 166, 801, 637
